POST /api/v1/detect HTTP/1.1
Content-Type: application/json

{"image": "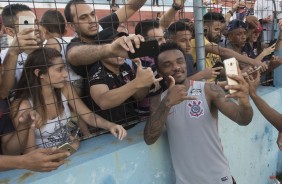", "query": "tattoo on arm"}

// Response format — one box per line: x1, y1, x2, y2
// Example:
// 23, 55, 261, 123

144, 97, 170, 145
209, 83, 233, 103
